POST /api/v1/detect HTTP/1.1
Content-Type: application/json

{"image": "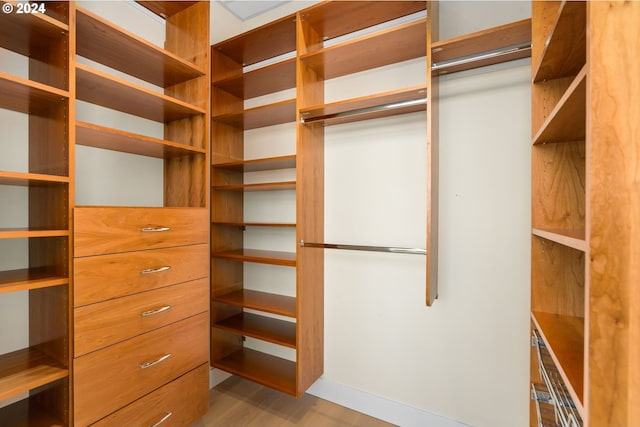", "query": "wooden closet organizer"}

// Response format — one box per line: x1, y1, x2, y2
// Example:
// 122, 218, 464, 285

1, 1, 210, 426
529, 1, 639, 426
210, 0, 531, 396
